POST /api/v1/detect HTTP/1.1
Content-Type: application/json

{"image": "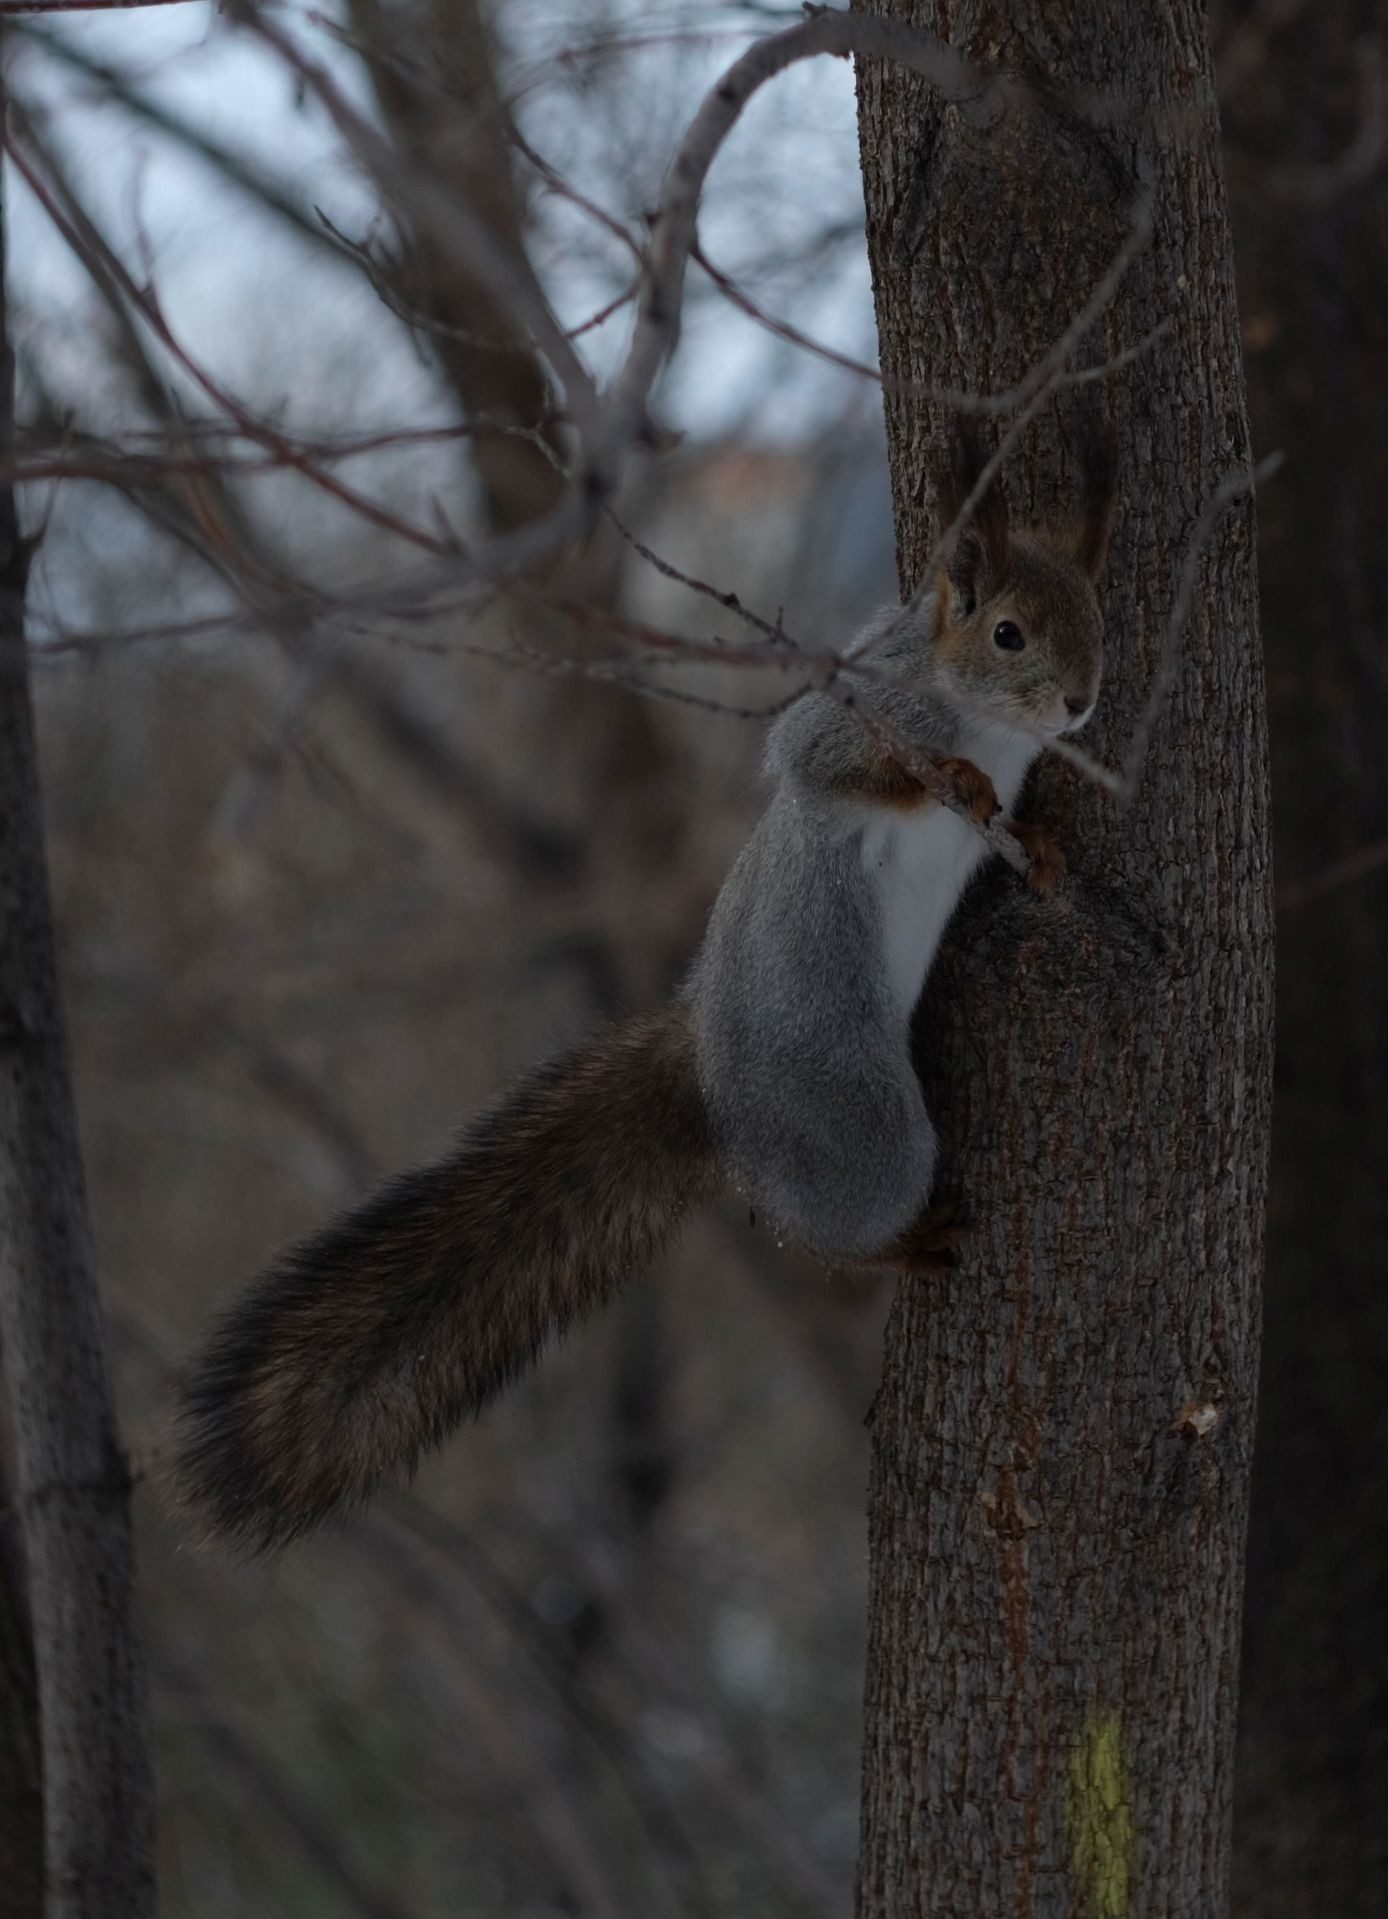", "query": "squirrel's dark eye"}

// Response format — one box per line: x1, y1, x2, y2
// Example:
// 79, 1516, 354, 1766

993, 620, 1025, 651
